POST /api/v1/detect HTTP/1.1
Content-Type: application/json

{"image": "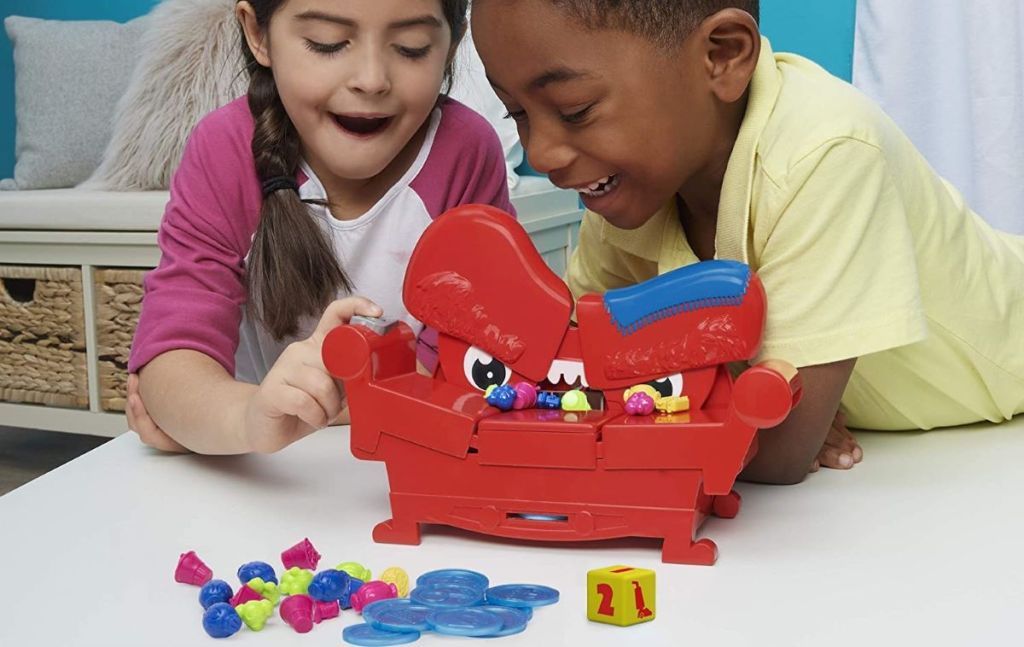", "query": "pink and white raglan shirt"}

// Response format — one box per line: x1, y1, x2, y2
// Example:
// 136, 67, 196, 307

128, 96, 514, 382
